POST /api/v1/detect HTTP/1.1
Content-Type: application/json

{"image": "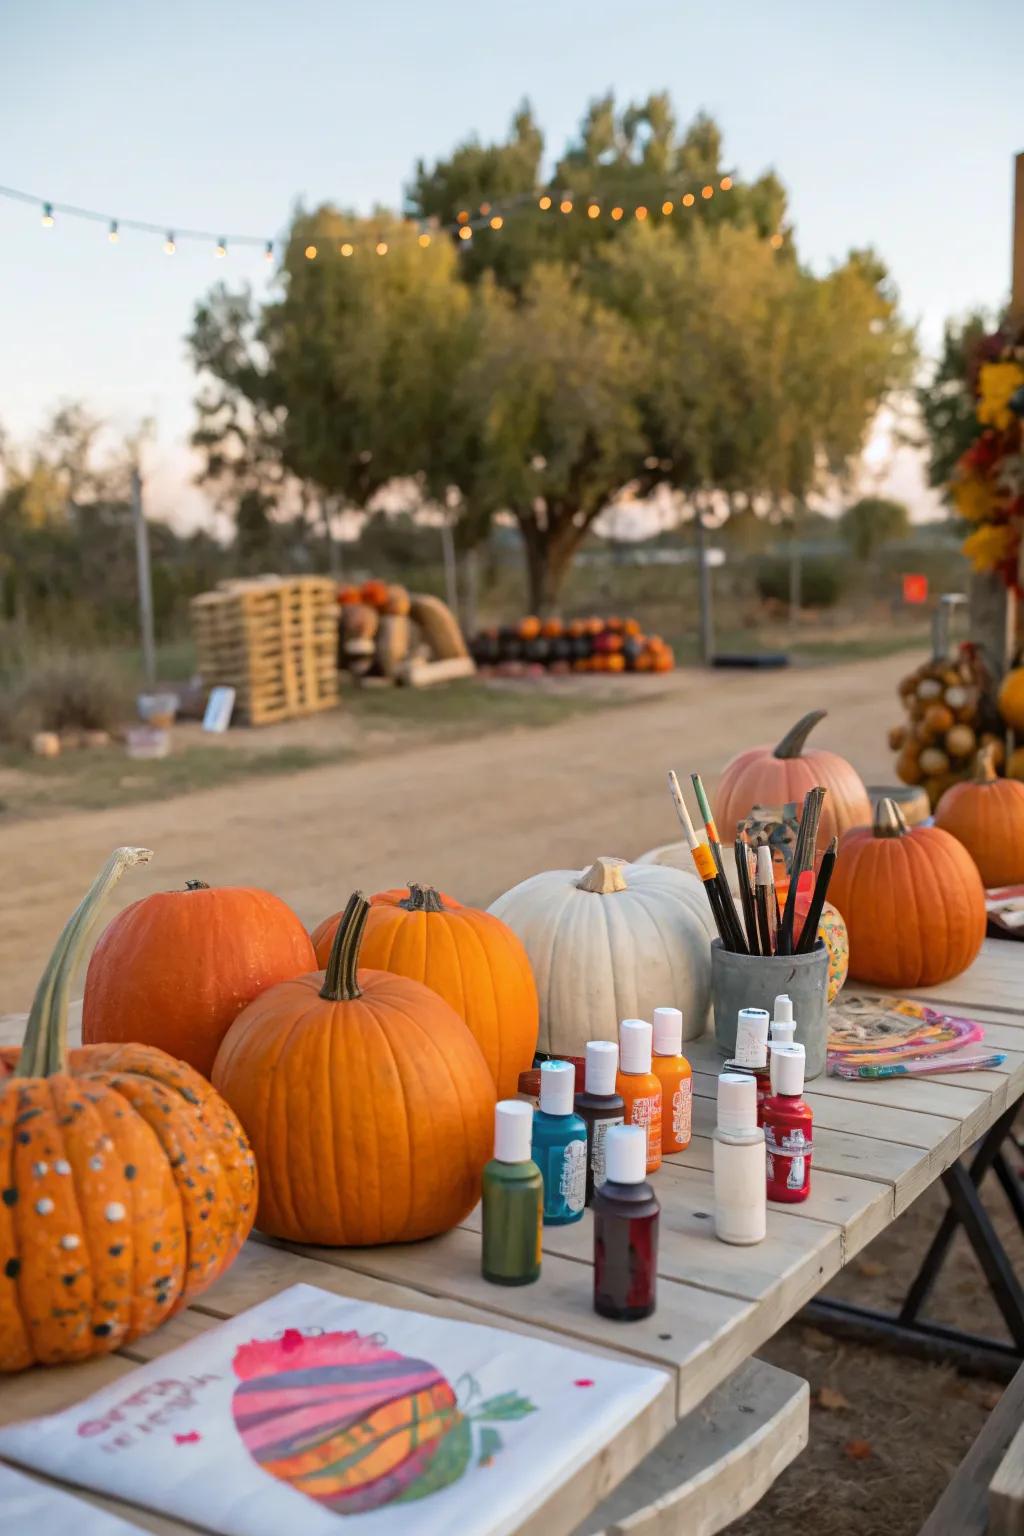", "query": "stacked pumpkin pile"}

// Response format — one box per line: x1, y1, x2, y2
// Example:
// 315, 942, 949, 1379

470, 616, 674, 676
337, 580, 472, 682
888, 651, 1004, 808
